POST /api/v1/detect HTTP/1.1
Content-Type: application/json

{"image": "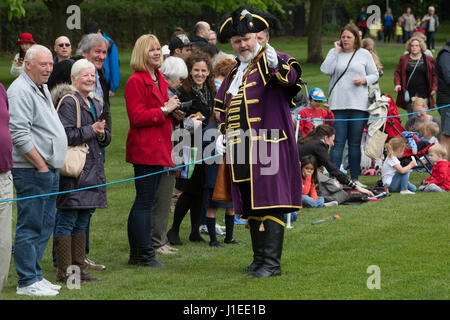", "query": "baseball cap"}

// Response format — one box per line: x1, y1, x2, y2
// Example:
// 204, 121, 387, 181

308, 87, 327, 101
169, 34, 191, 52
